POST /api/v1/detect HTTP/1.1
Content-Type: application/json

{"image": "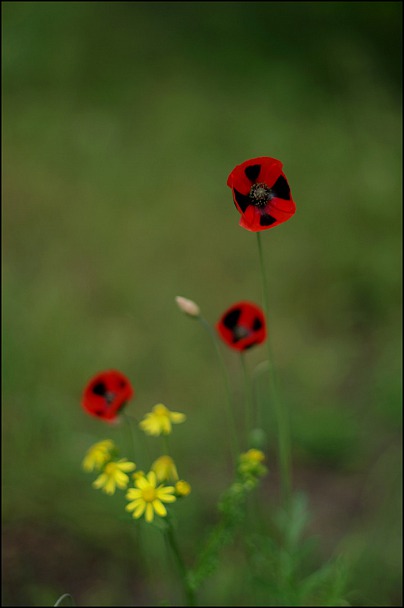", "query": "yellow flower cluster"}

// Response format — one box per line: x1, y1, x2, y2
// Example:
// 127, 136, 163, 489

237, 449, 268, 485
82, 403, 191, 524
93, 459, 136, 495
82, 440, 136, 495
82, 439, 115, 472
